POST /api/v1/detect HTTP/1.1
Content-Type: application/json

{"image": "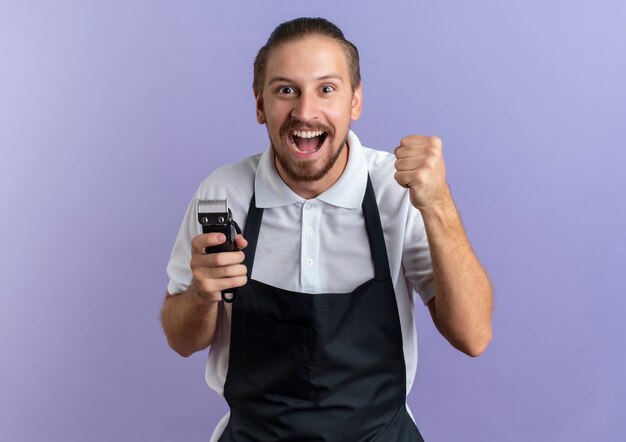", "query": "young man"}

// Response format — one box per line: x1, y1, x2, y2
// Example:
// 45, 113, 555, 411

161, 17, 492, 442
